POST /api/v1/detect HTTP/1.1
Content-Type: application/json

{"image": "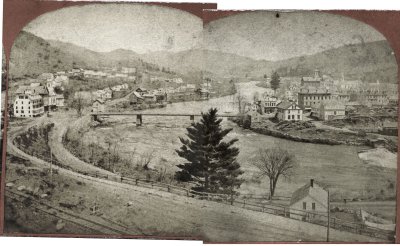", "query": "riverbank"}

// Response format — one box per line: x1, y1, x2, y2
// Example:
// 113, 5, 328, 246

235, 119, 397, 152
